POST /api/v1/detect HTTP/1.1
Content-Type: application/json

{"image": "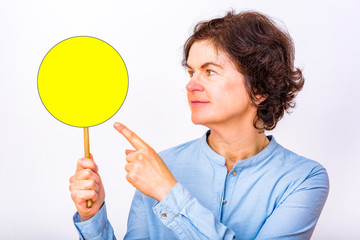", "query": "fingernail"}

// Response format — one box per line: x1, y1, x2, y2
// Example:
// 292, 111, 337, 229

114, 122, 120, 128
